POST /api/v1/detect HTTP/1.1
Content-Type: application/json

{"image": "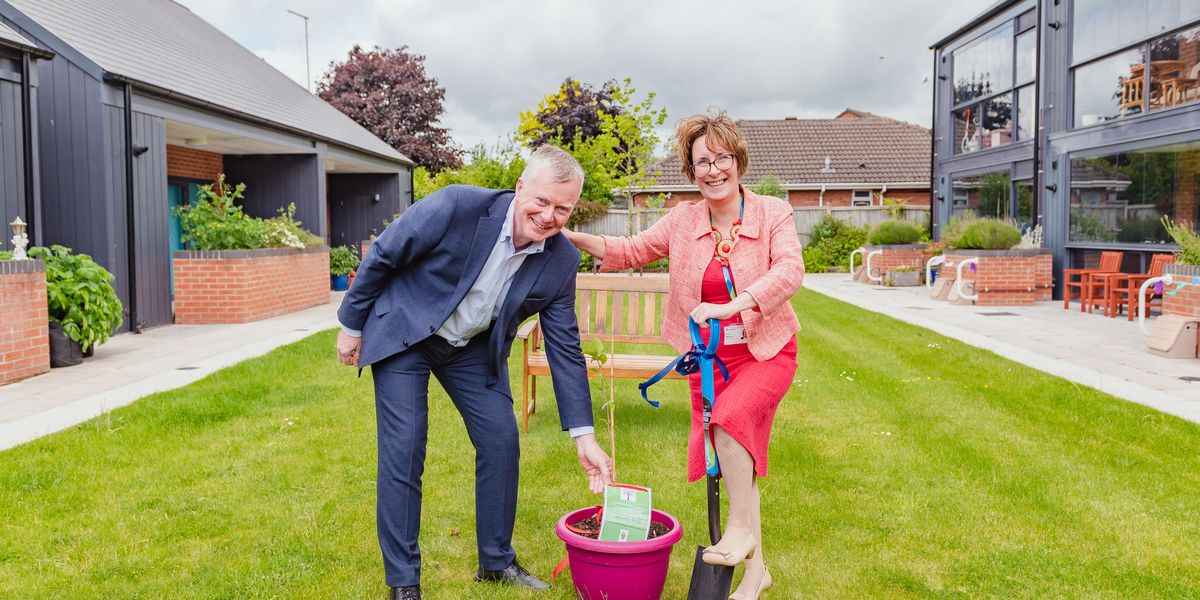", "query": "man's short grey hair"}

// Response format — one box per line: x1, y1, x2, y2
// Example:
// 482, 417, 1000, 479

521, 145, 584, 184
